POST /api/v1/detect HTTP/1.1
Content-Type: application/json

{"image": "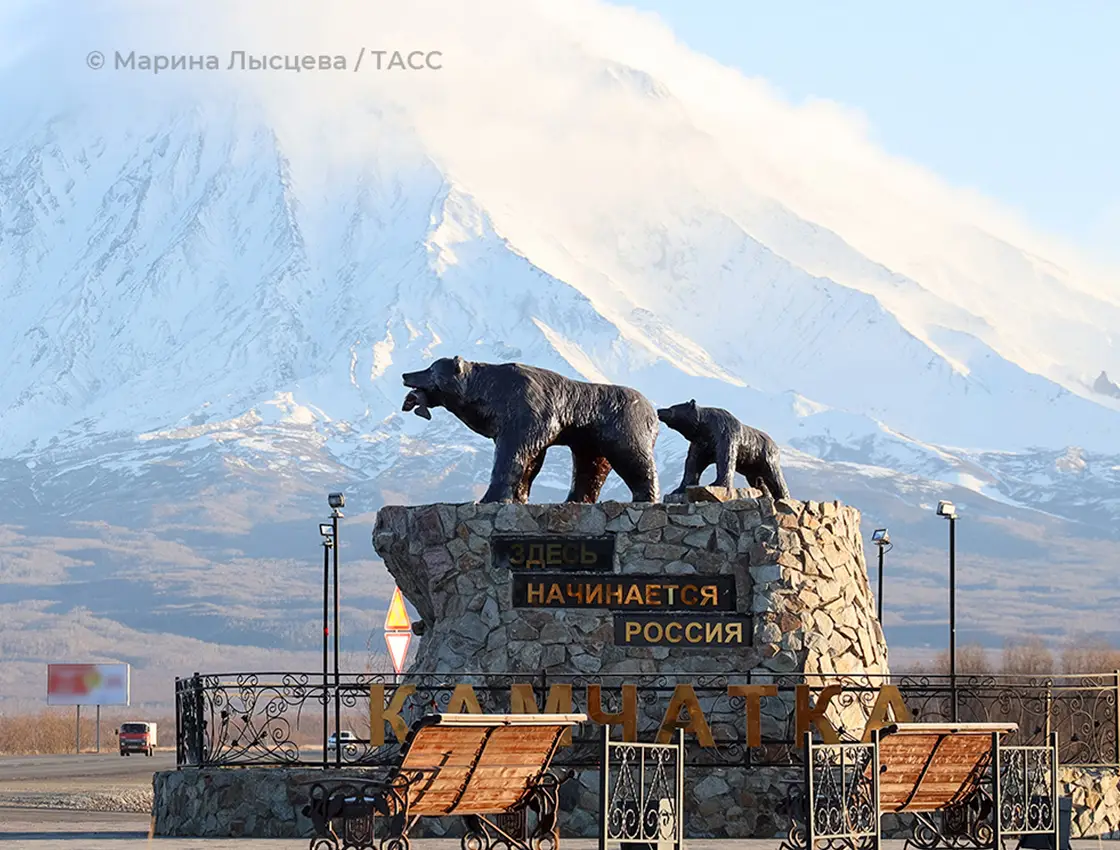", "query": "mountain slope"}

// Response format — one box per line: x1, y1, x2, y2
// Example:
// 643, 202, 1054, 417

0, 0, 1117, 707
